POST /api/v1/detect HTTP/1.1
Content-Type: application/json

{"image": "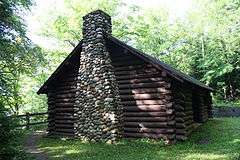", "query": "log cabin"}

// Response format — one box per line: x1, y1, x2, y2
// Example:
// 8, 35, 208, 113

37, 10, 213, 144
